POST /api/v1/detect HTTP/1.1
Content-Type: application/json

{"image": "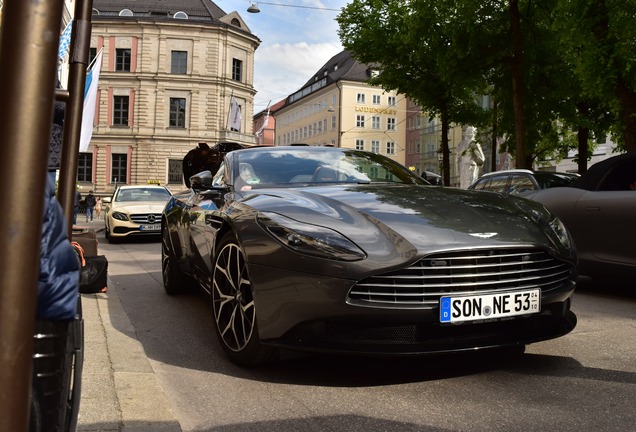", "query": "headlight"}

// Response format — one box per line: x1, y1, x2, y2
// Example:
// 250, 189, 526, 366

111, 211, 130, 221
547, 214, 572, 250
257, 212, 366, 261
516, 200, 572, 250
